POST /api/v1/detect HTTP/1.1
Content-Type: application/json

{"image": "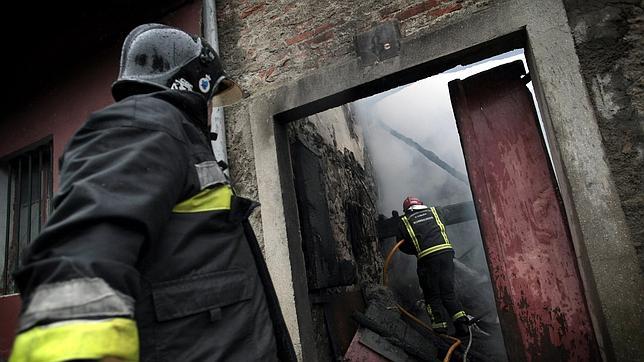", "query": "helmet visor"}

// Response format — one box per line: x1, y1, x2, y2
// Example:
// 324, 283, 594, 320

212, 79, 244, 107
